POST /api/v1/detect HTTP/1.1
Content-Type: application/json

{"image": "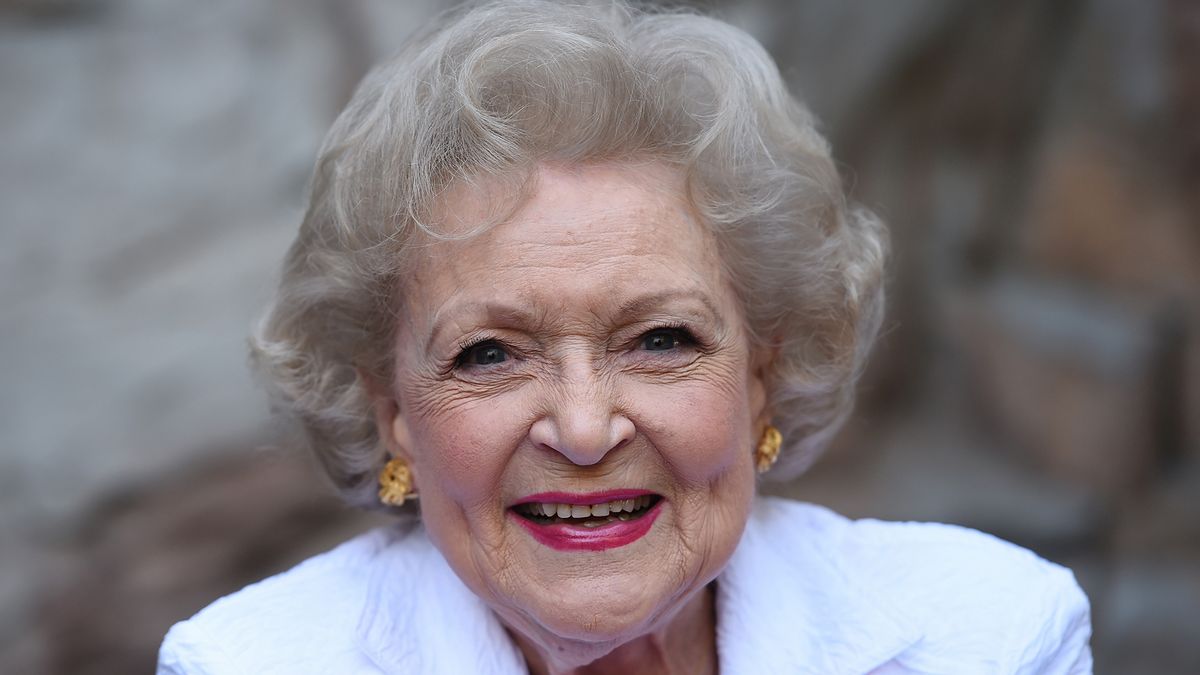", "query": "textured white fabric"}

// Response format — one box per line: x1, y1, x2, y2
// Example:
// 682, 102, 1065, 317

157, 497, 1093, 674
